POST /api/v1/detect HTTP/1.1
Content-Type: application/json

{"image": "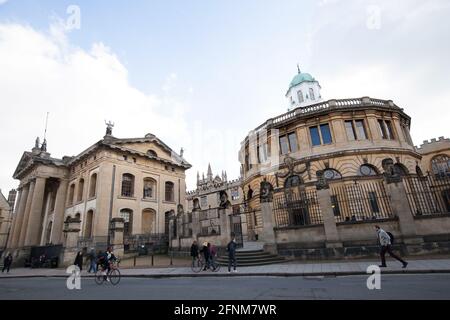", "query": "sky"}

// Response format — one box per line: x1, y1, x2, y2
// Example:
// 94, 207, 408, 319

0, 0, 449, 194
